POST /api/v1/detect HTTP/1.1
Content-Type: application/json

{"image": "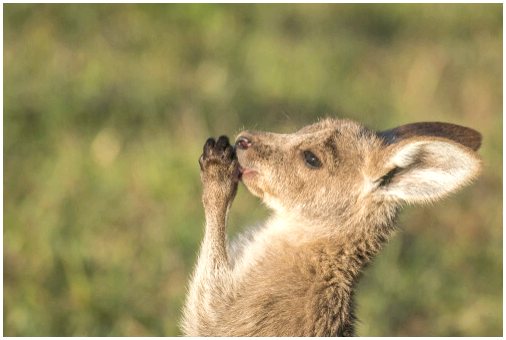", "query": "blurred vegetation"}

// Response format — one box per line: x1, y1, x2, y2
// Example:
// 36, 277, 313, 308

4, 4, 502, 336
